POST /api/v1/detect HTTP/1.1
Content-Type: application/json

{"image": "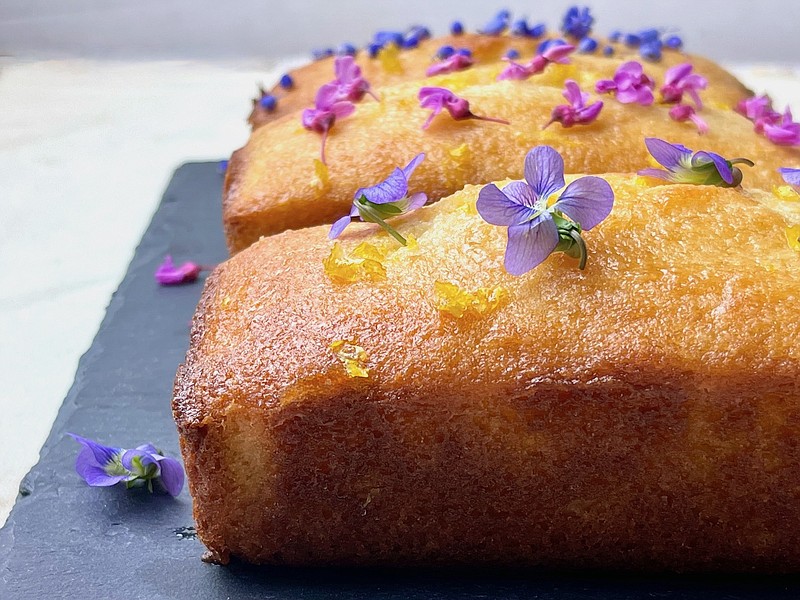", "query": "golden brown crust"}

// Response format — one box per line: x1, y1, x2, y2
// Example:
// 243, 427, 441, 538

175, 174, 800, 570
